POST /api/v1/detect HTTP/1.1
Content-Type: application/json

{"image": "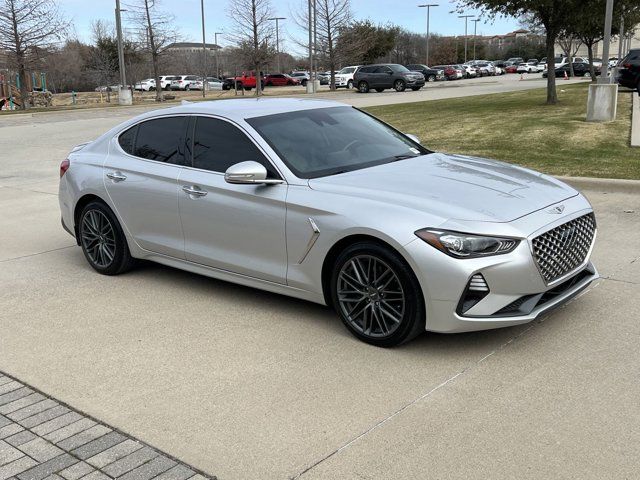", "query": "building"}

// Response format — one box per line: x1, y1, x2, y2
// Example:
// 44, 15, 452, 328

485, 29, 544, 49
165, 42, 220, 53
